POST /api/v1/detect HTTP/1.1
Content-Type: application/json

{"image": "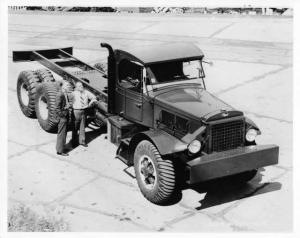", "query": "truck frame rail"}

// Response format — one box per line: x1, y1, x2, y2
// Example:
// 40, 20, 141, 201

13, 47, 108, 102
